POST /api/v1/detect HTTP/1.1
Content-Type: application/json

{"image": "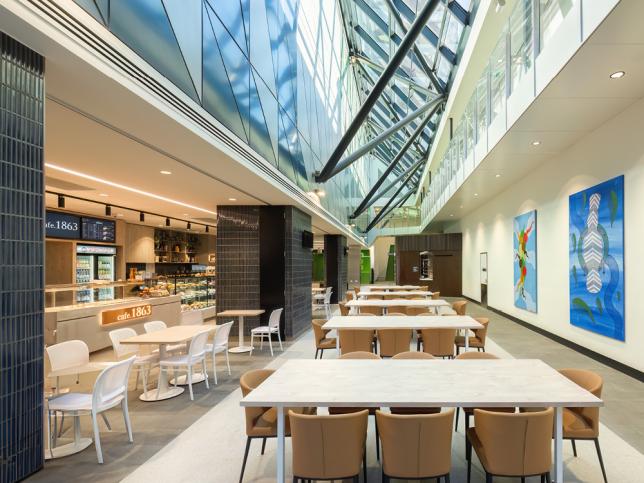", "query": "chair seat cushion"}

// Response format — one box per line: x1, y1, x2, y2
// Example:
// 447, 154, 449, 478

160, 353, 205, 366
48, 392, 123, 412
318, 338, 337, 349
455, 336, 483, 348
563, 408, 595, 438
204, 343, 227, 353
251, 326, 277, 334
249, 406, 317, 437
